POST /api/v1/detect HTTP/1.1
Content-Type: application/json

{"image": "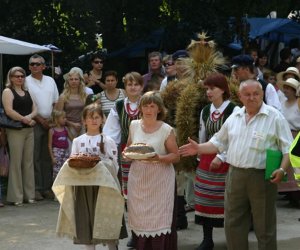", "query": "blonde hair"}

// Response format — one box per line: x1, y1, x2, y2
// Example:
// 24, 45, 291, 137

5, 67, 26, 90
62, 69, 87, 102
50, 109, 66, 127
122, 71, 143, 87
139, 91, 166, 120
